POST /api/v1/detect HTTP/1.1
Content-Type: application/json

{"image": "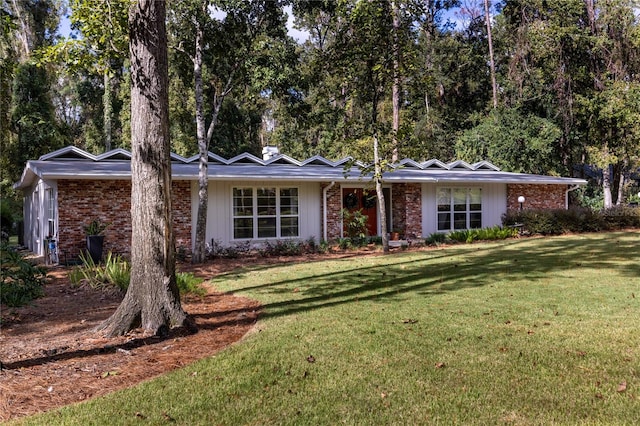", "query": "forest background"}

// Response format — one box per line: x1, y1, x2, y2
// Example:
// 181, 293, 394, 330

2, 0, 640, 227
